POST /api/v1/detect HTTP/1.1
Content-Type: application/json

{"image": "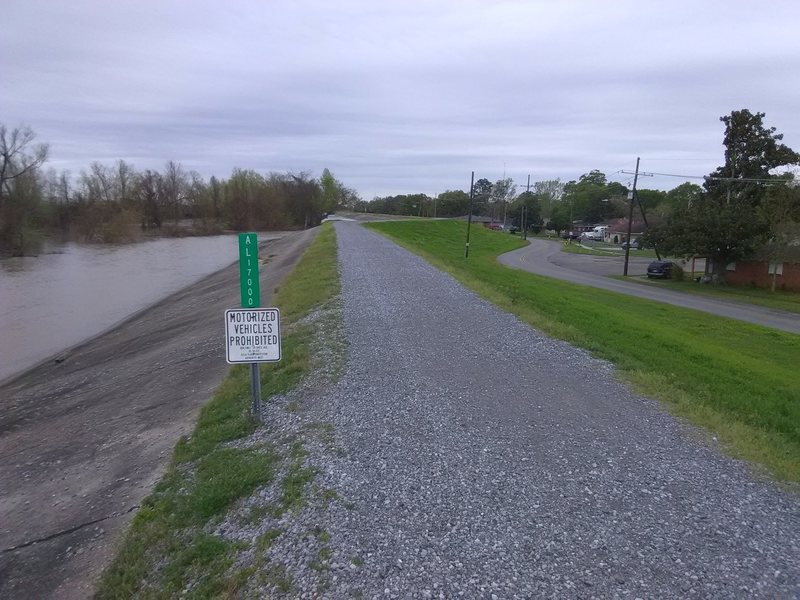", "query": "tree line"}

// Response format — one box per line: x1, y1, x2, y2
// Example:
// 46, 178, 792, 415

367, 172, 654, 235
9, 110, 796, 280
0, 124, 360, 256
